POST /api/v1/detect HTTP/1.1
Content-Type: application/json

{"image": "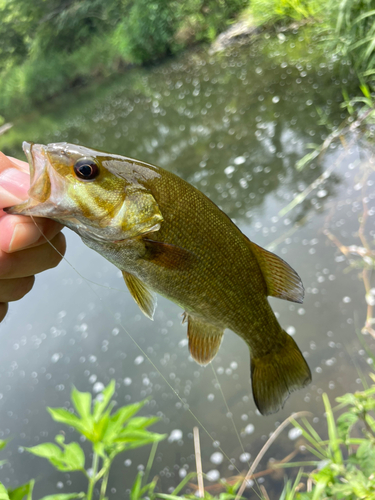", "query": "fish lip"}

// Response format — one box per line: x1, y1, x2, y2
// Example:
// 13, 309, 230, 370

22, 141, 35, 181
